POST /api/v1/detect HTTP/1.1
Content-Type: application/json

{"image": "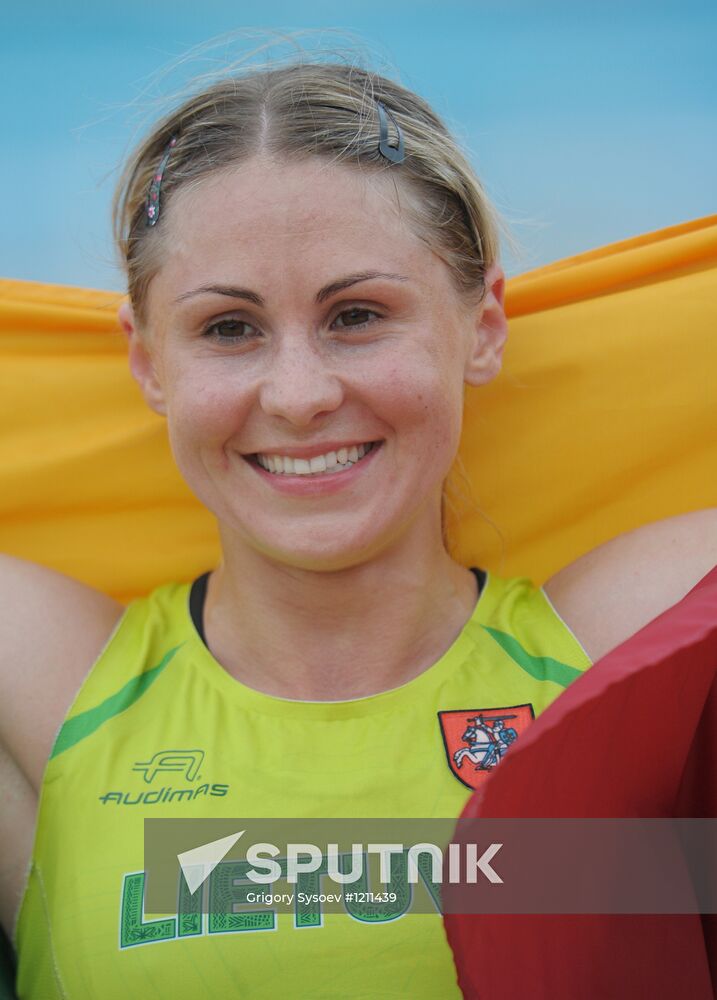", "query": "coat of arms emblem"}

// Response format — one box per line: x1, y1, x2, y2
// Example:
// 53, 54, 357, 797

438, 704, 535, 790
